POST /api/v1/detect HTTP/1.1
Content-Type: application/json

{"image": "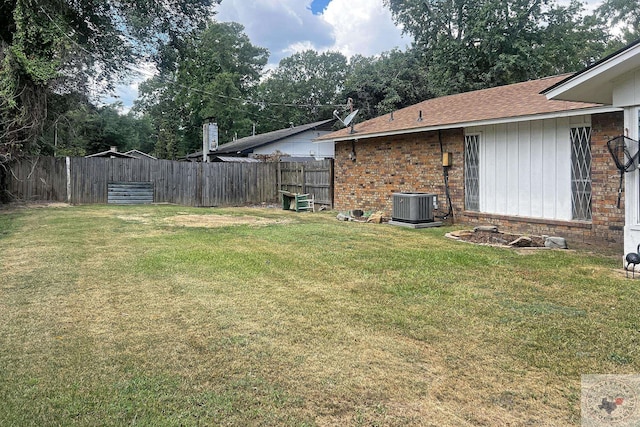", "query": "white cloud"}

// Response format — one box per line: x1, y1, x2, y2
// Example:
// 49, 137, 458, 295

216, 0, 336, 65
216, 0, 409, 65
321, 0, 409, 58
